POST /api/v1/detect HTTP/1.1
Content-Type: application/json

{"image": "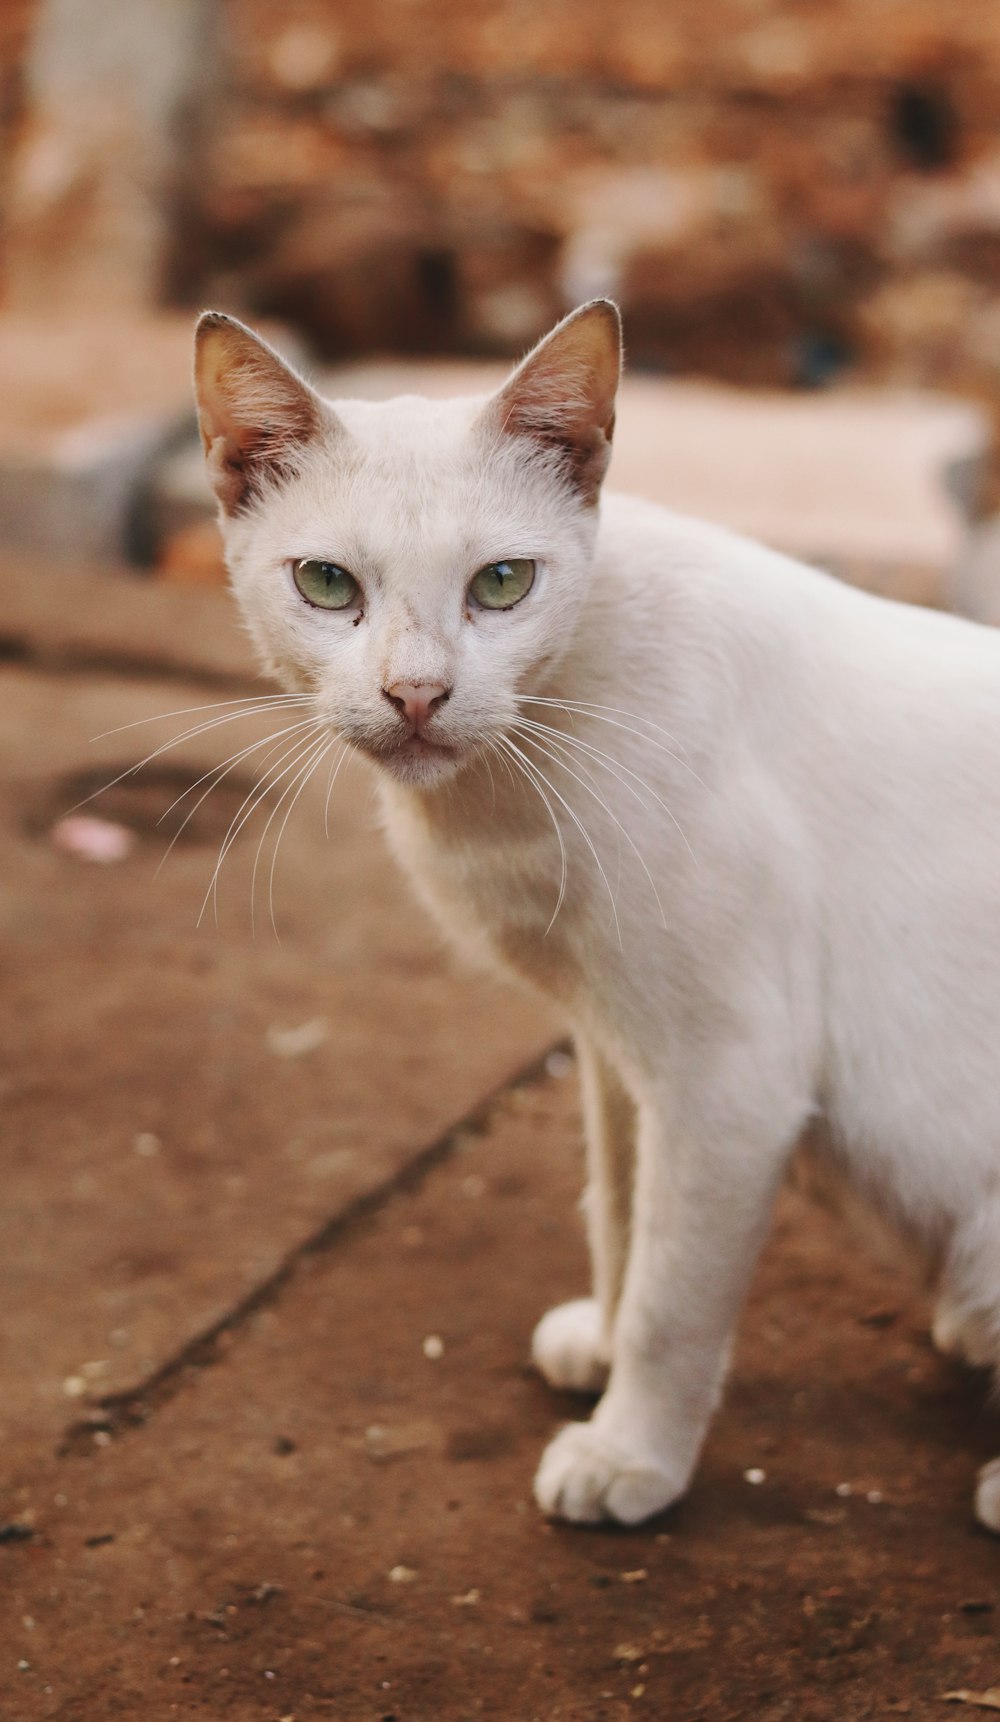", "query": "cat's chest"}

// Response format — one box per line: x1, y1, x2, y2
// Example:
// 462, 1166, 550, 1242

379, 785, 581, 999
